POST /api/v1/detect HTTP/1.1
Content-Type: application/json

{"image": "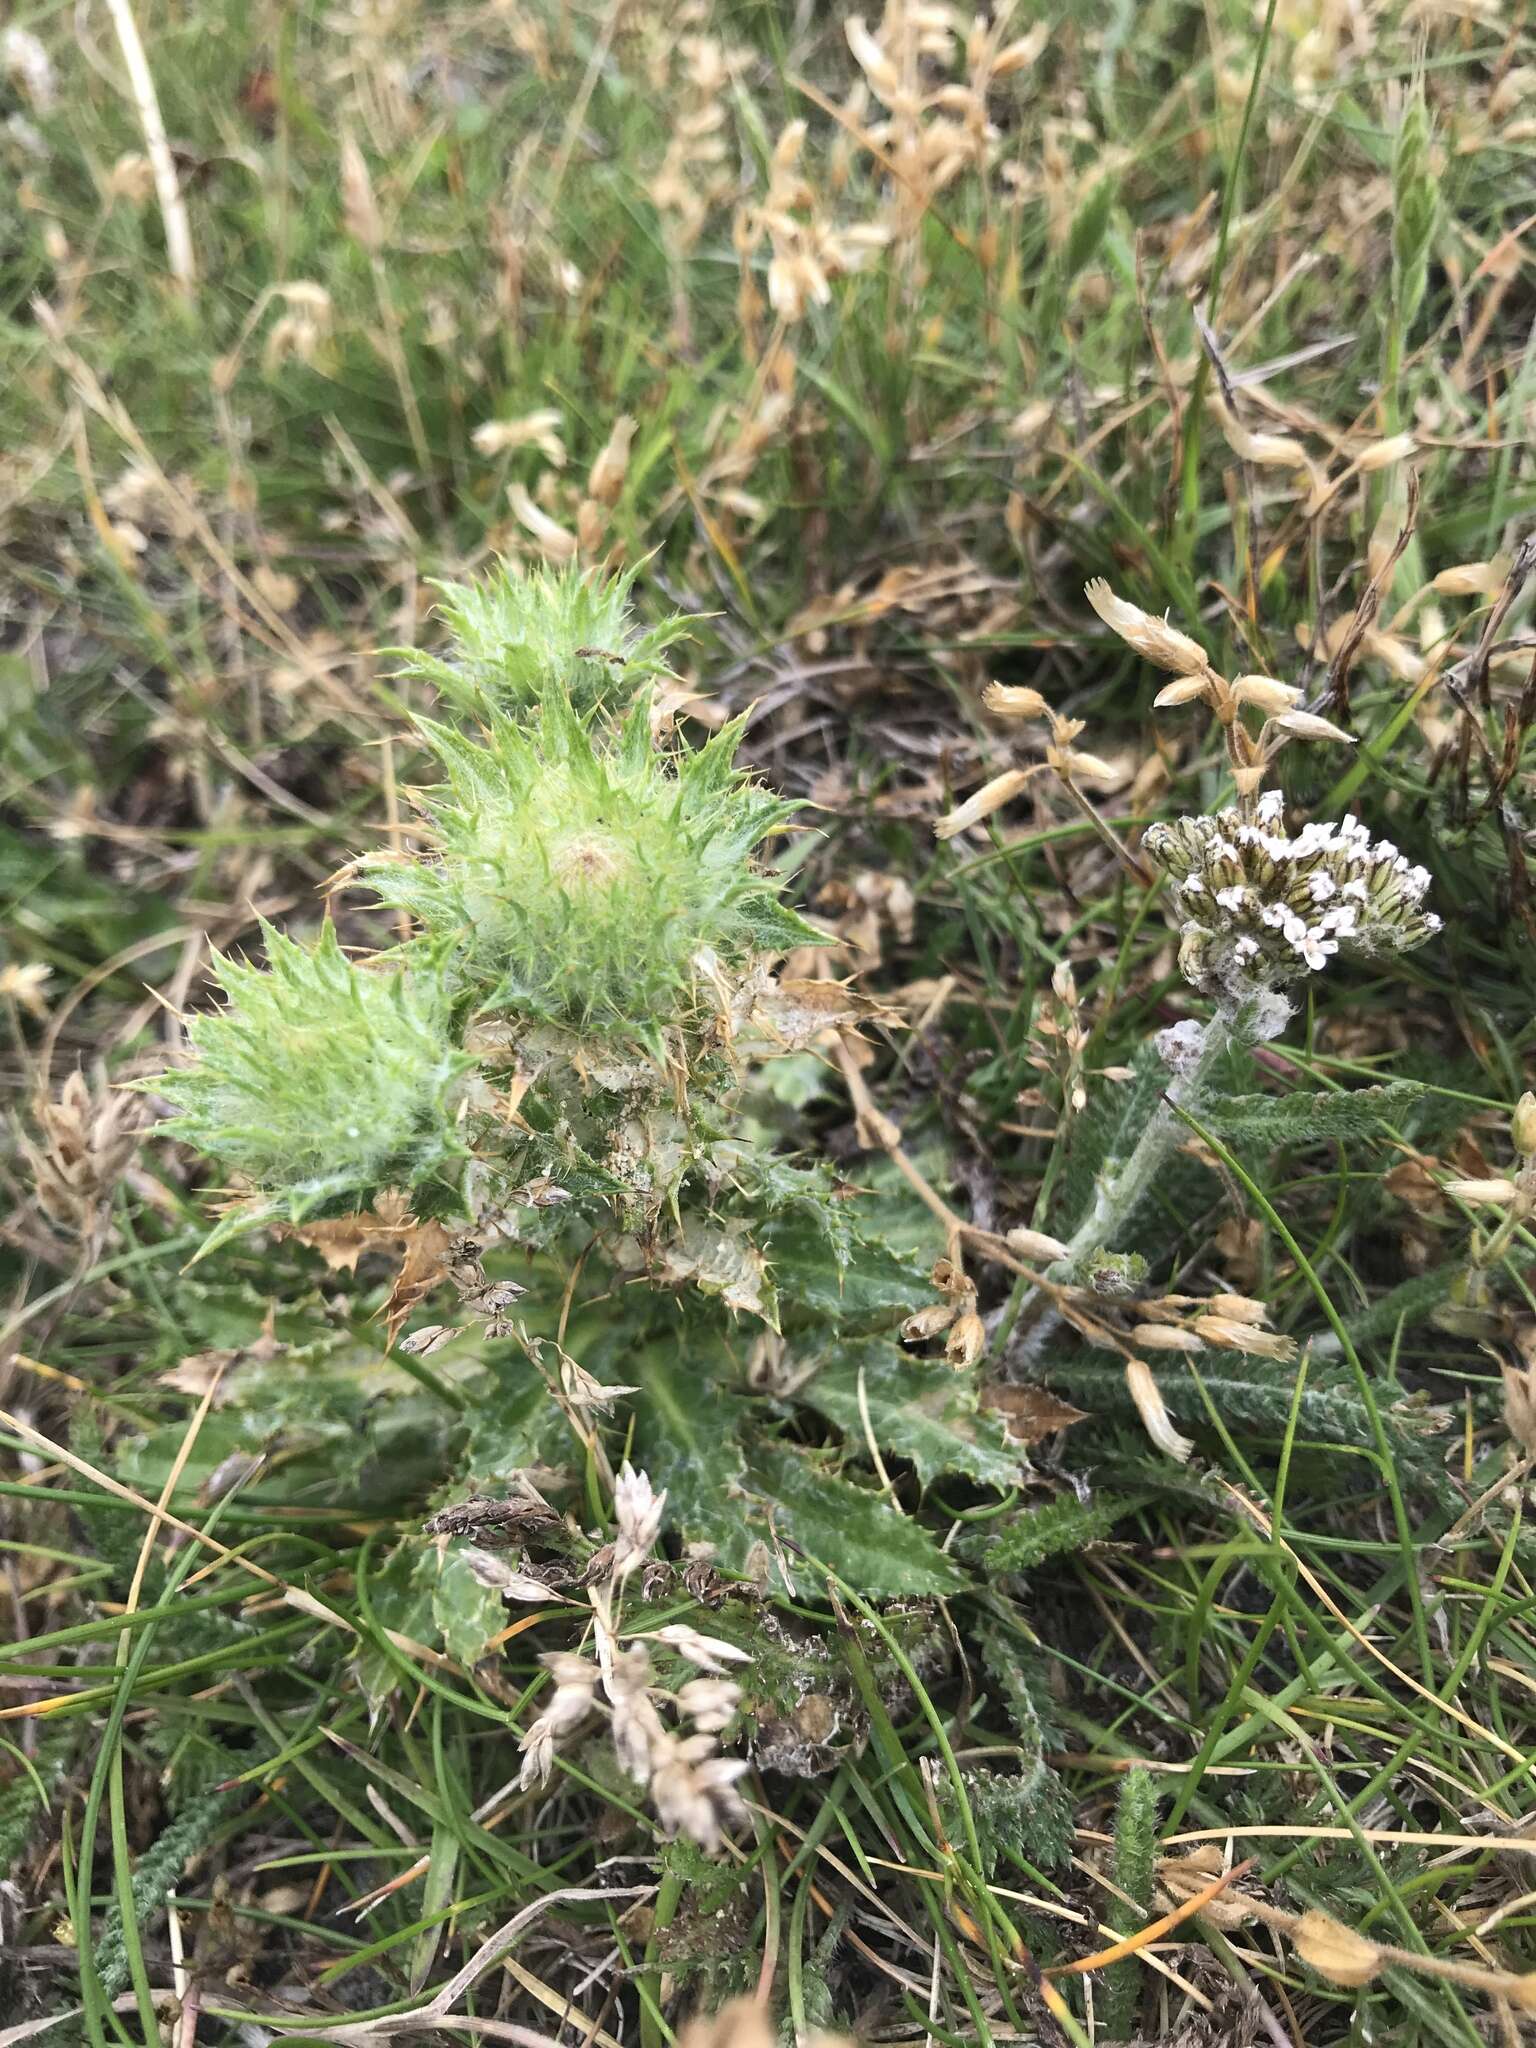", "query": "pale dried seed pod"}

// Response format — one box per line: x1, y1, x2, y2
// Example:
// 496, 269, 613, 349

1231, 675, 1302, 714
934, 769, 1032, 840
1153, 675, 1211, 708
1356, 433, 1417, 473
1205, 1293, 1269, 1324
1125, 1358, 1194, 1462
1195, 1316, 1297, 1360
1441, 1177, 1518, 1205
945, 1311, 986, 1370
1274, 709, 1357, 745
1511, 1092, 1536, 1158
982, 681, 1049, 720
1215, 409, 1309, 470
1292, 1909, 1381, 1988
1083, 578, 1210, 678
339, 133, 383, 253
25, 1069, 145, 1241
1055, 747, 1118, 783
1432, 558, 1507, 597
576, 500, 606, 555
903, 1302, 959, 1342
507, 484, 577, 562
1502, 1365, 1536, 1456
588, 415, 637, 506
1004, 1224, 1071, 1263
649, 1624, 751, 1672
1132, 1323, 1204, 1352
844, 16, 900, 100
